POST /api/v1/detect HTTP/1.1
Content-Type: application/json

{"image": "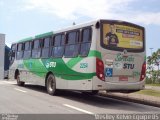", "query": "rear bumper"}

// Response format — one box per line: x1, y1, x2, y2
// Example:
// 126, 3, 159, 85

92, 76, 145, 91
105, 79, 145, 91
